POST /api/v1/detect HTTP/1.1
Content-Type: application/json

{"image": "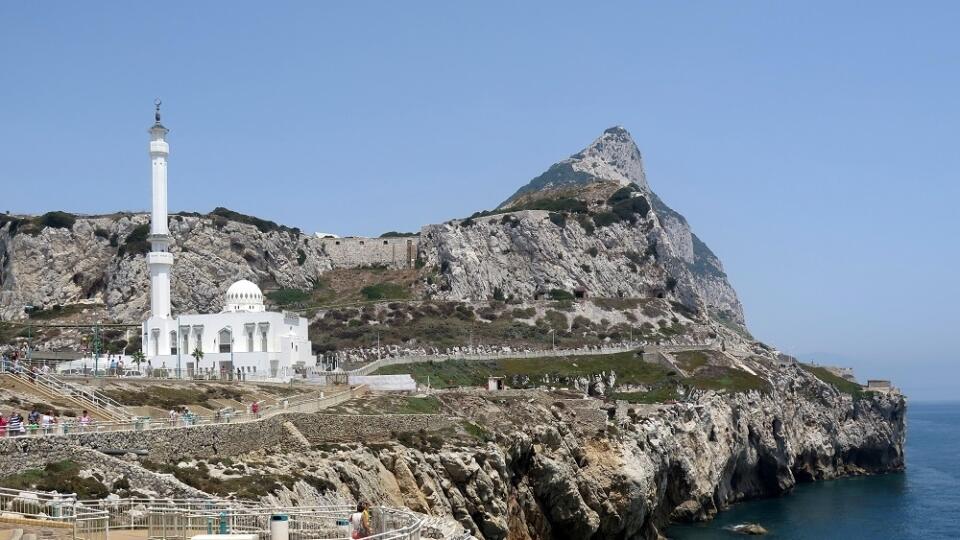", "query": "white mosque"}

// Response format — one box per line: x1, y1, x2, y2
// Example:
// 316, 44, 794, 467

140, 102, 314, 380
